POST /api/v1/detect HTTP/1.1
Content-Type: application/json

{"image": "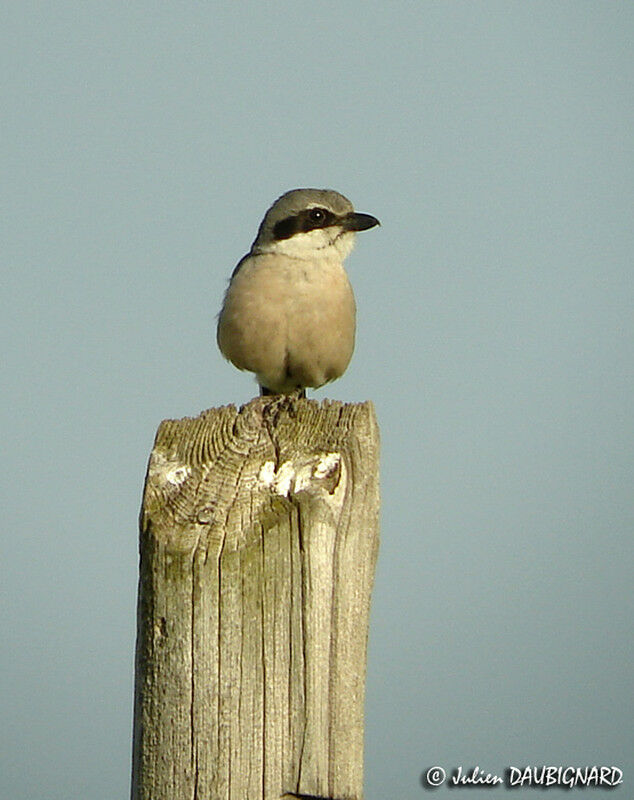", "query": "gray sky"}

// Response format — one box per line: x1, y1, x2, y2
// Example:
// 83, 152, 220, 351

2, 2, 632, 798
